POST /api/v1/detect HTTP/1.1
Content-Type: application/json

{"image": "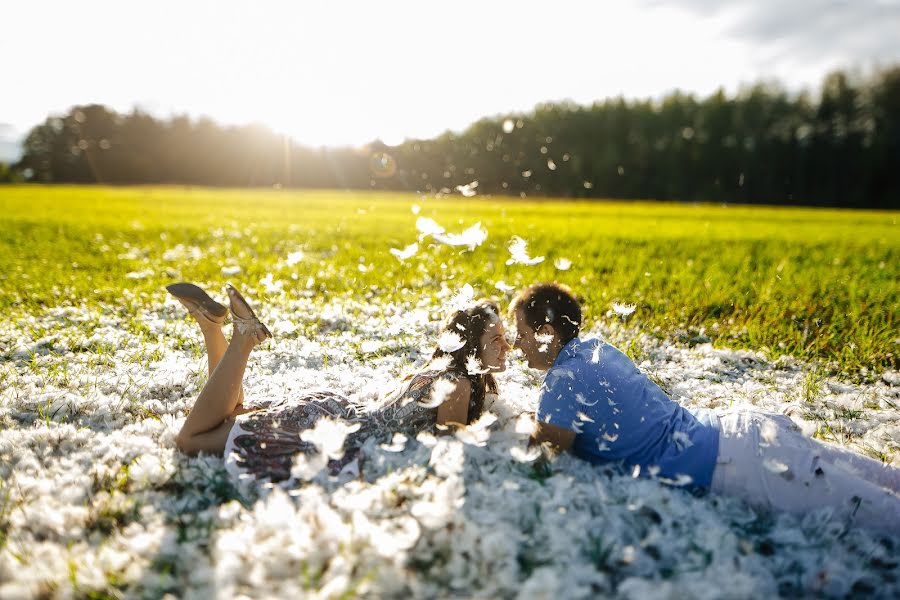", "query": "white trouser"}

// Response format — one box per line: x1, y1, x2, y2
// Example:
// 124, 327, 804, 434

710, 409, 900, 536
